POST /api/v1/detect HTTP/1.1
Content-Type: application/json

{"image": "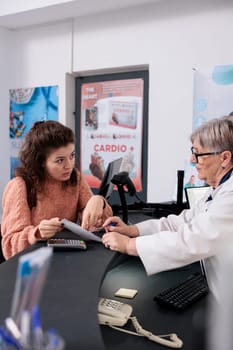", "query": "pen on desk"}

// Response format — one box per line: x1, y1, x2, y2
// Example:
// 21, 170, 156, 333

11, 247, 53, 329
100, 222, 117, 230
0, 326, 23, 350
45, 329, 57, 350
109, 222, 117, 227
10, 259, 32, 326
20, 310, 31, 347
32, 305, 43, 350
92, 222, 117, 233
45, 328, 64, 350
0, 334, 4, 350
105, 222, 117, 231
5, 317, 21, 341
